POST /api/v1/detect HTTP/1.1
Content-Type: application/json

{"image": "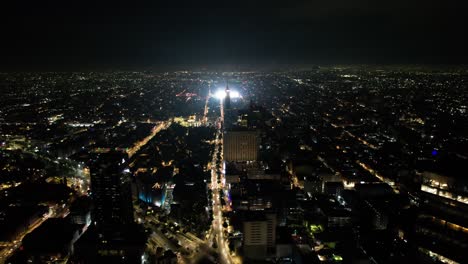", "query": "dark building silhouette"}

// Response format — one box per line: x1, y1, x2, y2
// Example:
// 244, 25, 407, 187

72, 151, 147, 263
225, 80, 231, 110
223, 80, 239, 130
89, 151, 134, 228
242, 211, 277, 260
223, 130, 259, 162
